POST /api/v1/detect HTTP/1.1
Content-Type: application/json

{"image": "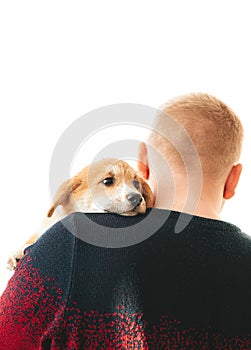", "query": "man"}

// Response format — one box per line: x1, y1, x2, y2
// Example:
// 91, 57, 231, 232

139, 92, 243, 220
0, 93, 250, 349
